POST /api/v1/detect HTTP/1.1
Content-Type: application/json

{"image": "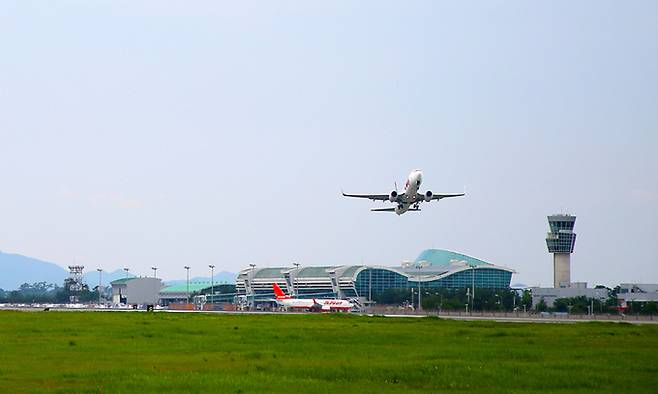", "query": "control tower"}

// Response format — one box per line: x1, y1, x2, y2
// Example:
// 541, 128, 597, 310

545, 214, 576, 288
